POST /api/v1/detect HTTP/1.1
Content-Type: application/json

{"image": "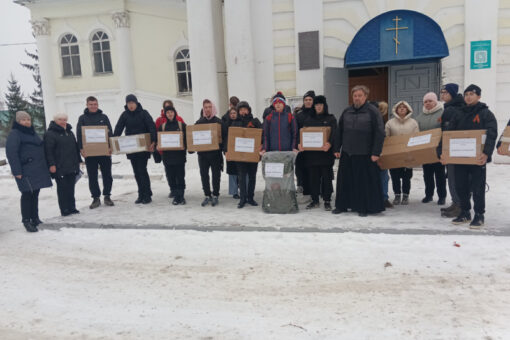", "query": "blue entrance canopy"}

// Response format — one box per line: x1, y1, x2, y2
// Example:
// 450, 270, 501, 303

345, 10, 449, 67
